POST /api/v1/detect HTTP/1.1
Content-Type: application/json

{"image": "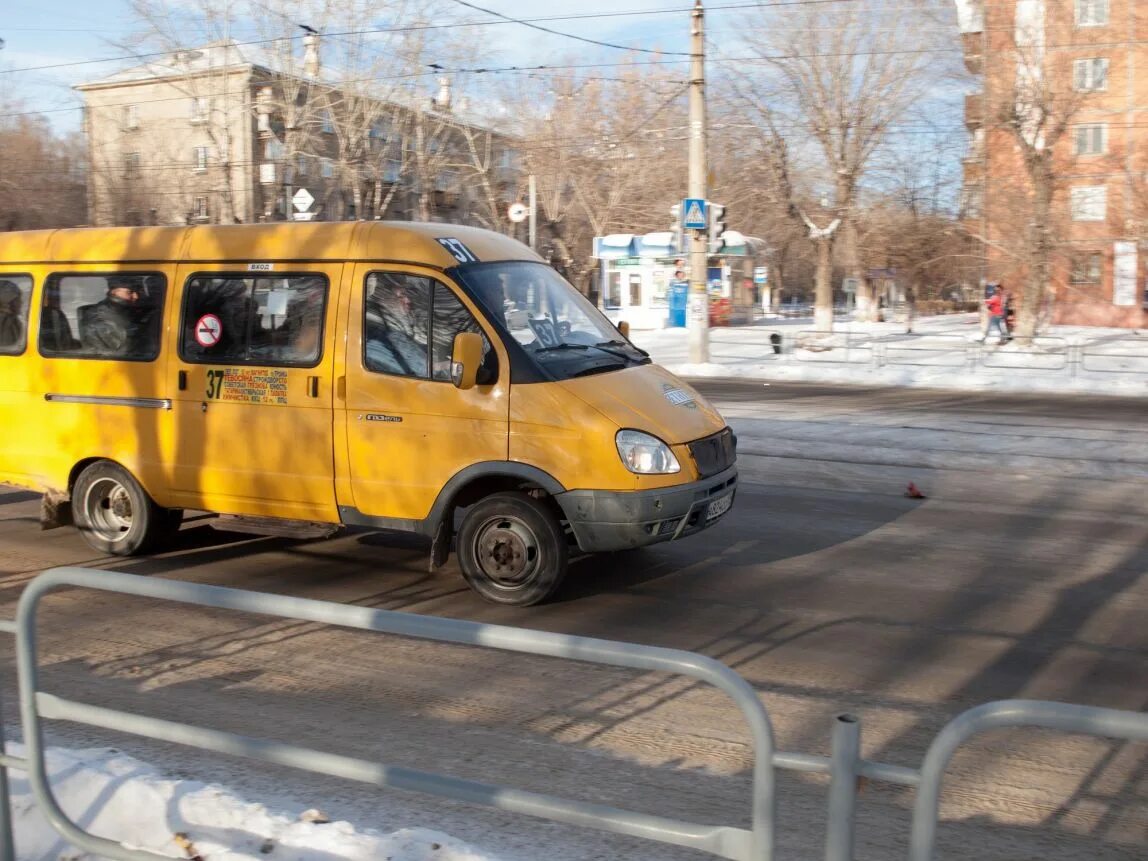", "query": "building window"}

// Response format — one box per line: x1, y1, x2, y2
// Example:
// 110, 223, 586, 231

193, 196, 209, 221
1071, 253, 1103, 284
124, 152, 140, 178
629, 274, 642, 307
959, 185, 983, 220
1070, 185, 1107, 221
319, 110, 334, 134
194, 146, 208, 172
1073, 58, 1109, 91
297, 154, 308, 176
1075, 0, 1108, 26
123, 104, 139, 130
383, 158, 401, 183
1074, 123, 1107, 156
320, 159, 334, 179
190, 97, 209, 123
